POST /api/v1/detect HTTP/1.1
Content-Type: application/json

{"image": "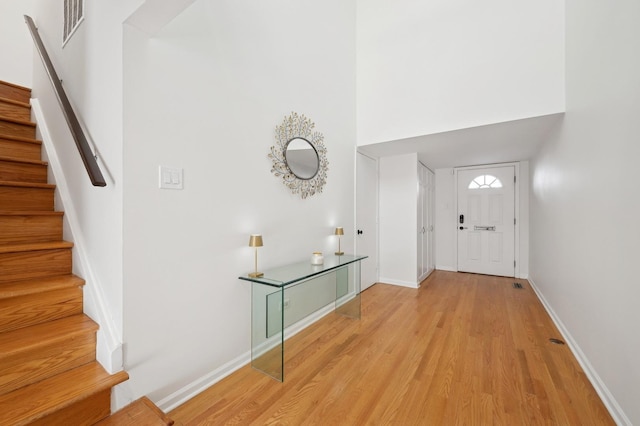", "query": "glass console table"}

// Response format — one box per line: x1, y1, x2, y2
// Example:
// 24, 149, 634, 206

239, 254, 367, 381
